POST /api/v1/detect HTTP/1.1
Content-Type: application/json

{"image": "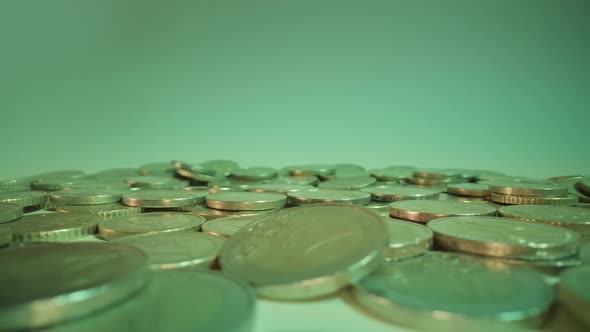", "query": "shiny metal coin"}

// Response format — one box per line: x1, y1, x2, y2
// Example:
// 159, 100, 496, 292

389, 200, 497, 223
98, 212, 205, 240
206, 191, 286, 211
122, 189, 208, 208
287, 188, 371, 206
